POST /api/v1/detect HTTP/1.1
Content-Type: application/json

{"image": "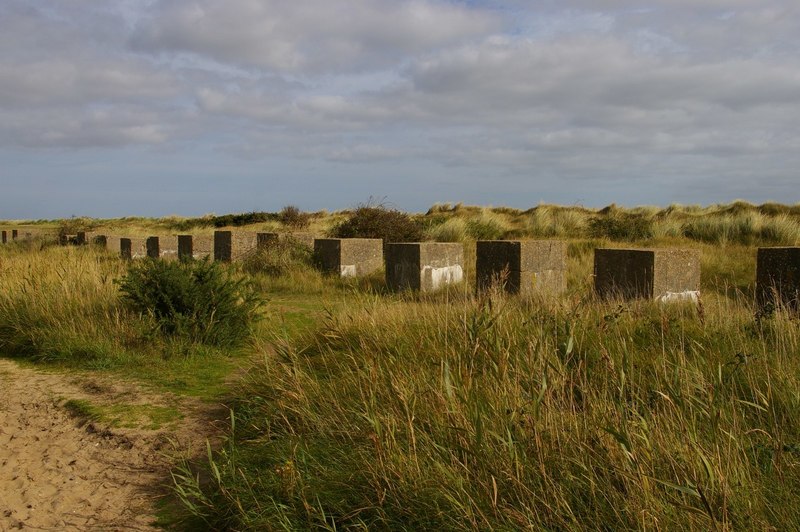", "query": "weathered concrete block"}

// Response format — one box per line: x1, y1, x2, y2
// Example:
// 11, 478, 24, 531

76, 231, 105, 246
146, 236, 159, 258
1, 230, 6, 244
11, 229, 18, 240
146, 236, 179, 261
314, 238, 383, 277
120, 237, 147, 260
104, 235, 123, 256
594, 248, 700, 301
178, 235, 214, 261
257, 232, 280, 247
386, 242, 464, 292
91, 234, 108, 247
285, 232, 315, 249
756, 247, 800, 311
476, 240, 567, 295
214, 231, 259, 262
